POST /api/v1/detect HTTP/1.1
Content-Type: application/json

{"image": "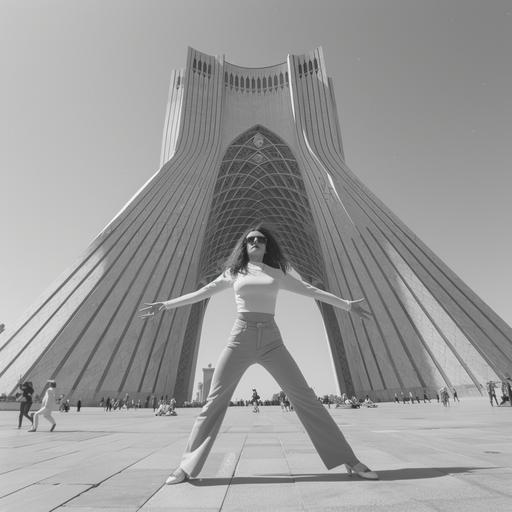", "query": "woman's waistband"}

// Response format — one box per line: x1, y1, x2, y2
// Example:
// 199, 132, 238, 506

236, 312, 275, 325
